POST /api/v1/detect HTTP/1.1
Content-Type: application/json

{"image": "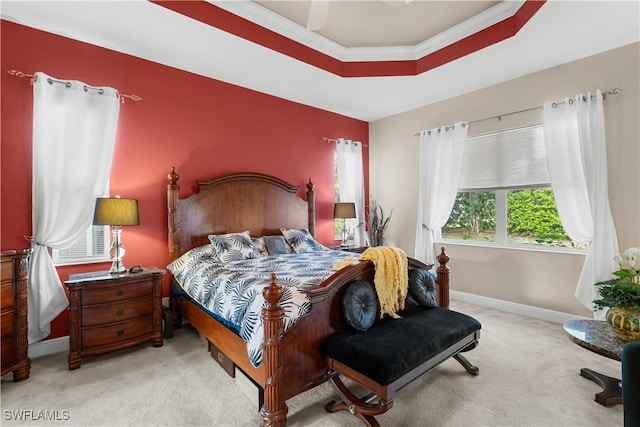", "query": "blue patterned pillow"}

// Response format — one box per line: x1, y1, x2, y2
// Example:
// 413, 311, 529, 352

208, 231, 262, 263
280, 228, 324, 253
252, 237, 268, 257
166, 244, 220, 284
